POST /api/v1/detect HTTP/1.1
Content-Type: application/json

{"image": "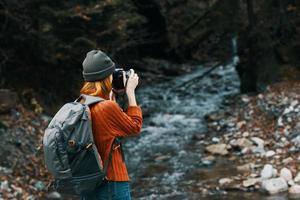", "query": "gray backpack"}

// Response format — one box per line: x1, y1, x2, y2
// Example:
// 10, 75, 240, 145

43, 94, 119, 195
